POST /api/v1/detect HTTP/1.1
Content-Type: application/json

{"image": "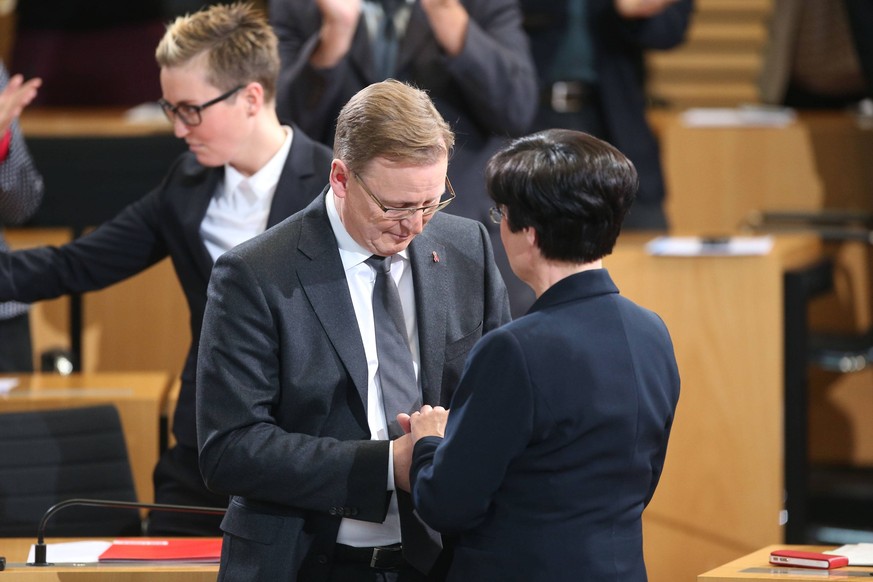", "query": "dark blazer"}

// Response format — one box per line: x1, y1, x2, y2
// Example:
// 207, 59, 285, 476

522, 0, 693, 227
410, 269, 680, 582
196, 192, 512, 581
269, 0, 539, 316
0, 127, 333, 448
